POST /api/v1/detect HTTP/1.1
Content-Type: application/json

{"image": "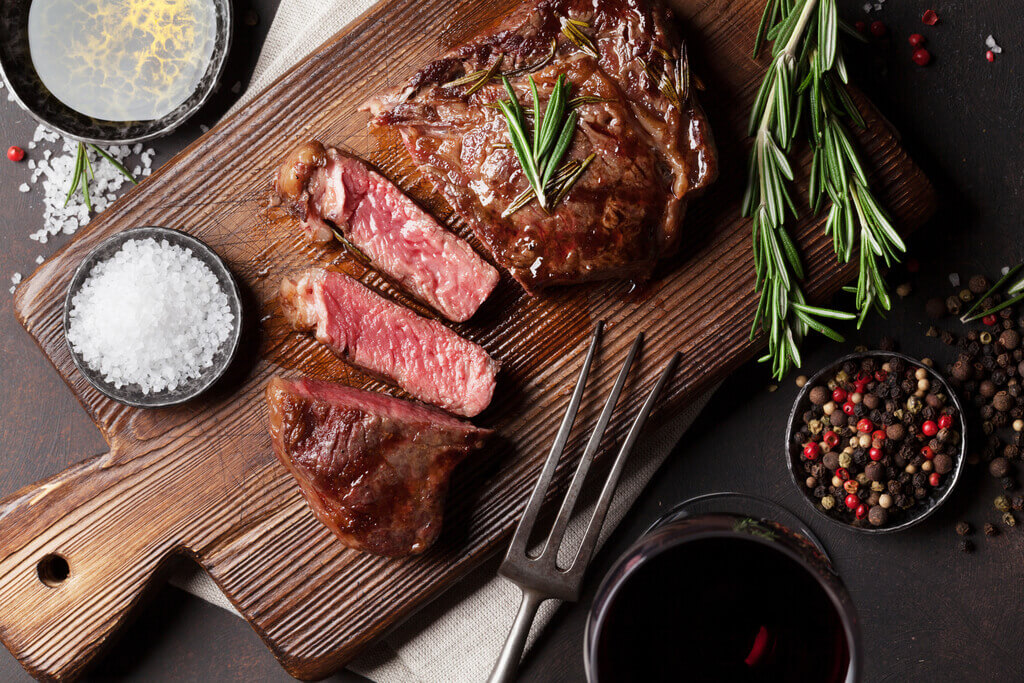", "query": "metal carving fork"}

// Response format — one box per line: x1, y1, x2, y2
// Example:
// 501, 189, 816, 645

487, 322, 680, 683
